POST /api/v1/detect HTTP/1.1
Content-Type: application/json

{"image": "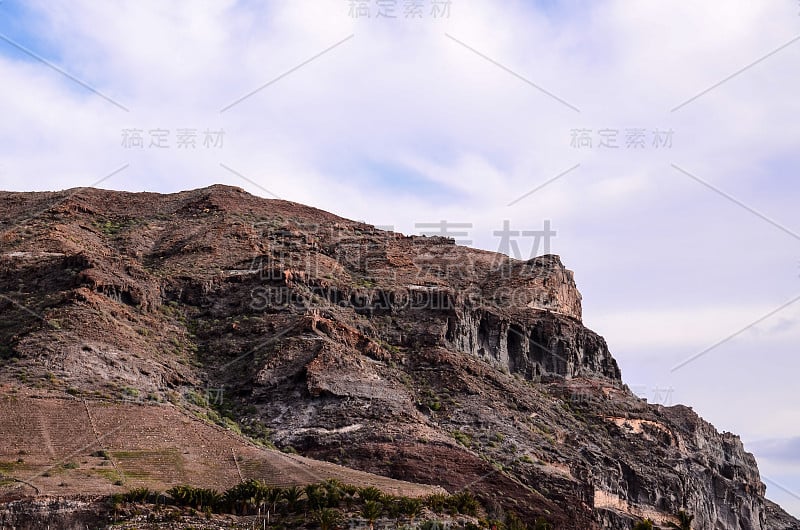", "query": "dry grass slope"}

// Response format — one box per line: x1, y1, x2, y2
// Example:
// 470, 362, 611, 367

0, 390, 443, 500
